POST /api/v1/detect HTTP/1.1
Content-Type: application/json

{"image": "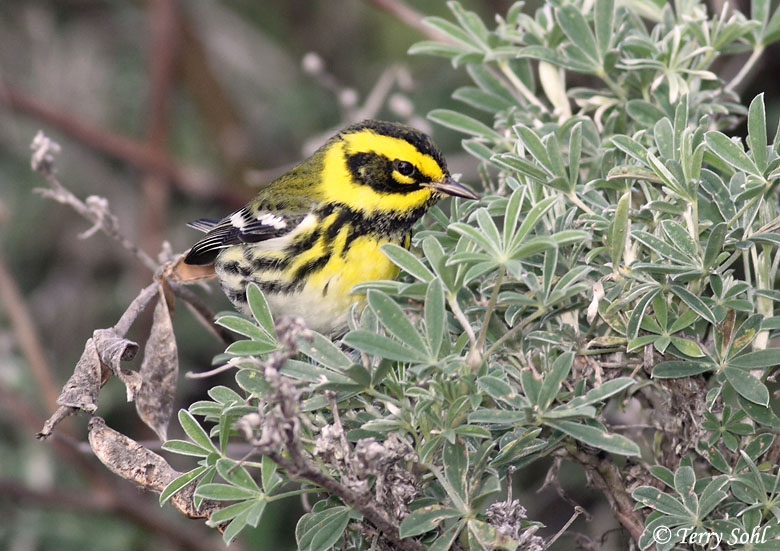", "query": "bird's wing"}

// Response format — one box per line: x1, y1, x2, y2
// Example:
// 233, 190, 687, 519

184, 206, 306, 265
